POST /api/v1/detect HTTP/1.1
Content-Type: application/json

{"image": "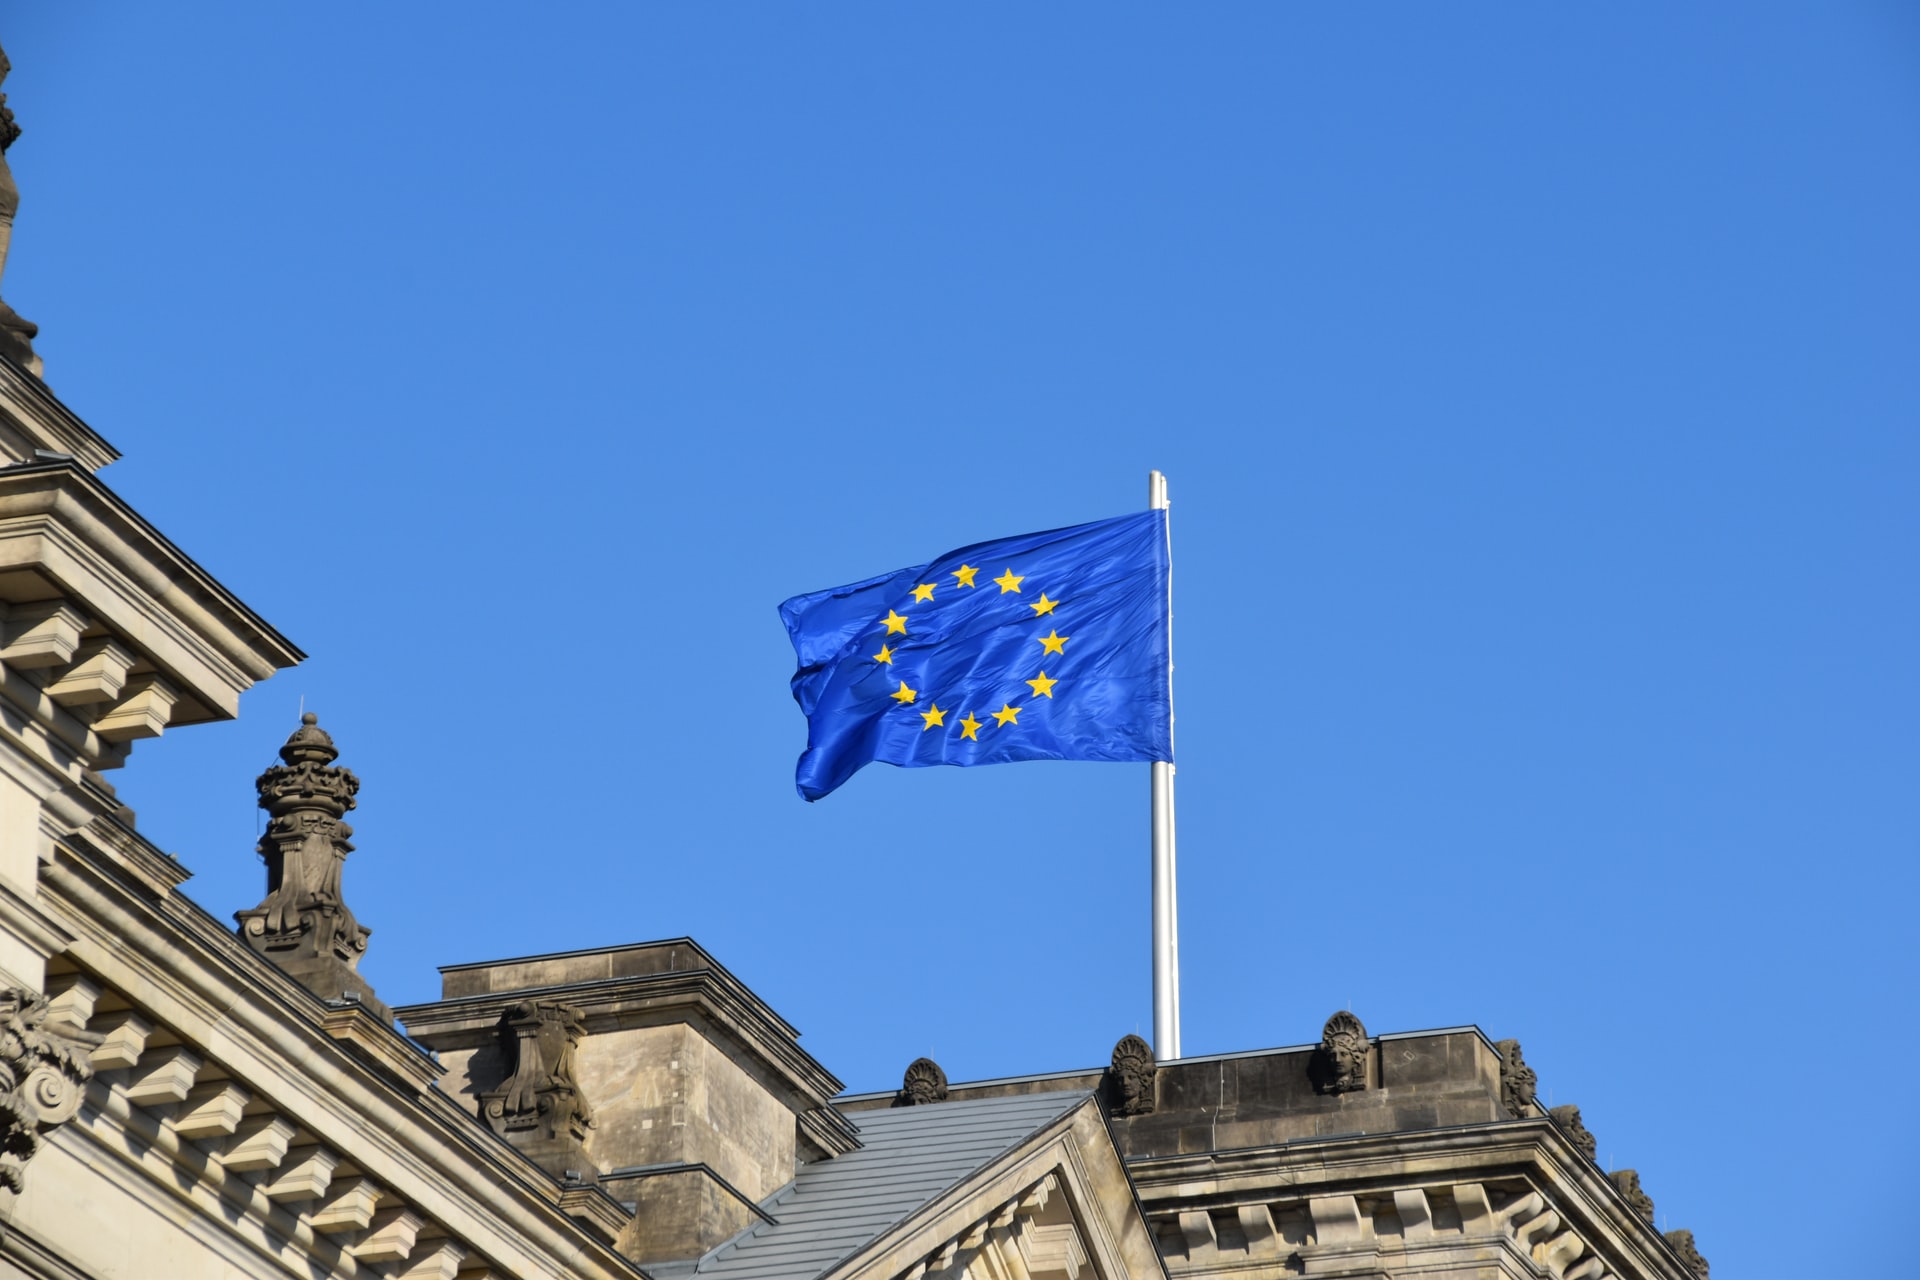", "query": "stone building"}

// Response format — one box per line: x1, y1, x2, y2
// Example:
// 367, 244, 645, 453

0, 45, 1708, 1280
